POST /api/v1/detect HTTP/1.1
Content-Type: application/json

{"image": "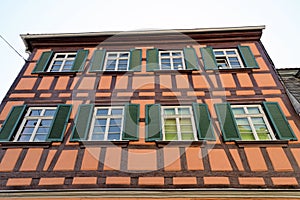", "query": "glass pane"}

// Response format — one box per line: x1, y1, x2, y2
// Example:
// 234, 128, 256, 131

93, 126, 105, 133
111, 108, 123, 115
67, 54, 76, 58
179, 118, 192, 125
165, 133, 178, 140
53, 61, 63, 65
110, 118, 122, 126
258, 133, 271, 140
119, 53, 129, 58
21, 127, 34, 134
50, 65, 60, 72
232, 108, 245, 115
178, 108, 190, 115
44, 109, 56, 116
172, 52, 181, 56
18, 135, 31, 142
117, 64, 127, 71
247, 107, 260, 114
108, 126, 121, 133
56, 55, 65, 59
161, 64, 171, 69
173, 58, 182, 63
165, 119, 176, 125
216, 59, 228, 68
226, 50, 236, 55
108, 133, 120, 140
95, 119, 107, 126
160, 52, 170, 57
228, 57, 239, 62
238, 125, 252, 133
181, 133, 195, 140
34, 134, 47, 142
91, 134, 104, 141
37, 127, 49, 133
65, 60, 74, 65
252, 117, 264, 124
161, 58, 170, 63
119, 59, 128, 64
30, 109, 42, 116
235, 118, 249, 125
180, 125, 193, 132
214, 51, 224, 56
164, 125, 177, 133
108, 53, 117, 58
96, 109, 108, 116
255, 125, 269, 133
241, 133, 255, 140
25, 119, 38, 126
164, 109, 175, 115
